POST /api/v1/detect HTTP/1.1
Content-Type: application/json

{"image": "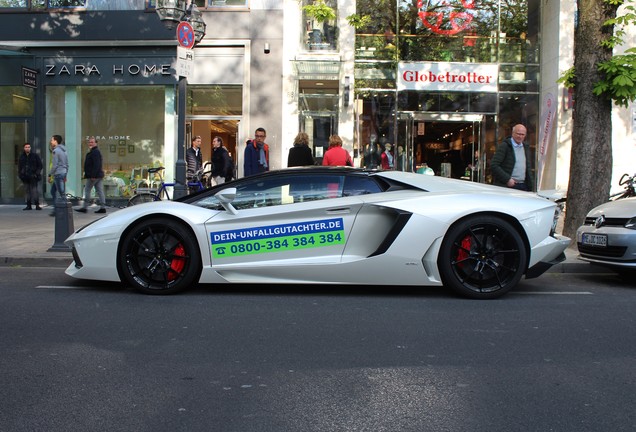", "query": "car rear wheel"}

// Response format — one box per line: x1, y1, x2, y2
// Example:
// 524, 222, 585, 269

438, 216, 527, 299
118, 218, 201, 295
